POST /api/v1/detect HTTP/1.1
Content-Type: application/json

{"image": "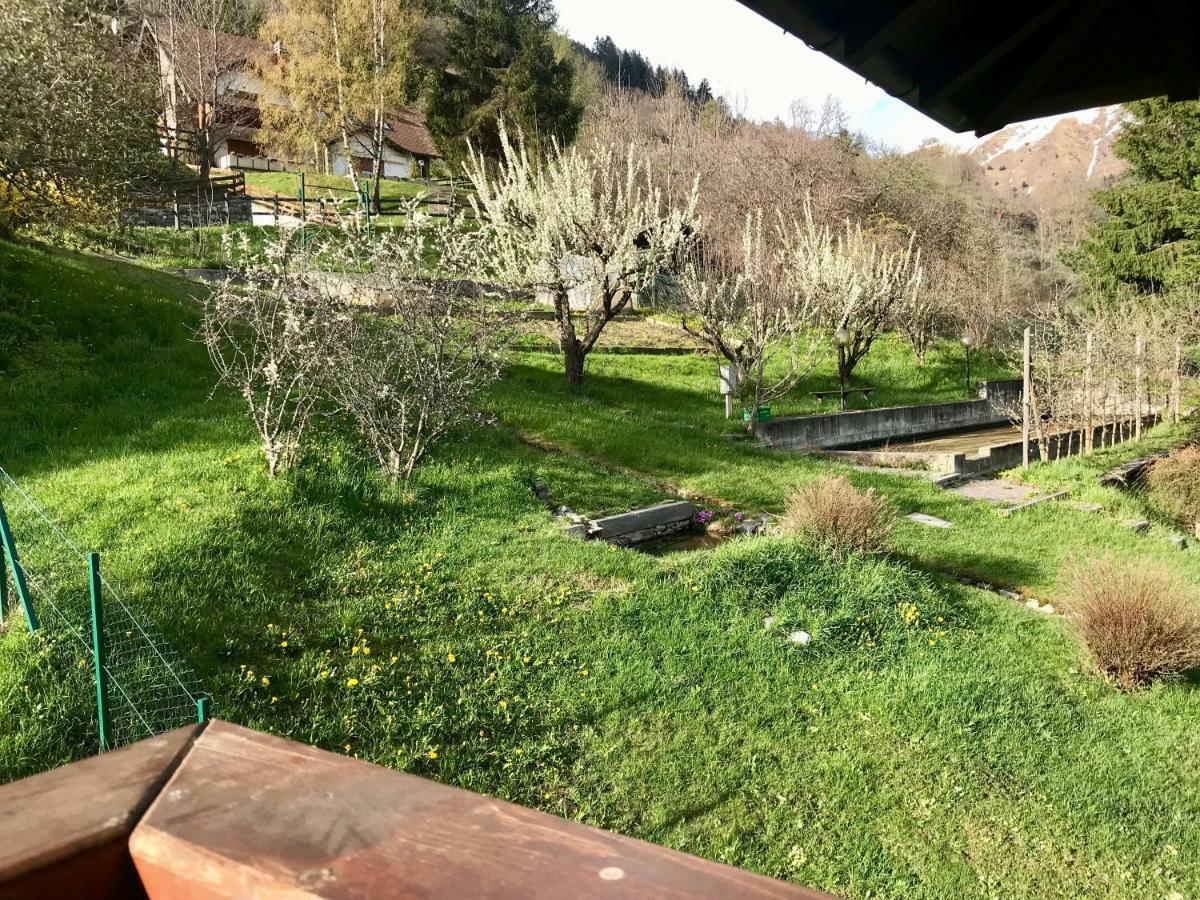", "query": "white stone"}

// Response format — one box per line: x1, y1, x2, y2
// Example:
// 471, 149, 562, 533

763, 615, 776, 630
788, 630, 812, 645
1037, 604, 1056, 615
1025, 599, 1041, 610
906, 512, 952, 529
